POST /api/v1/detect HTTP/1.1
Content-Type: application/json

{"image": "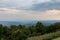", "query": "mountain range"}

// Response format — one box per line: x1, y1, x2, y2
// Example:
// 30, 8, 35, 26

0, 20, 60, 26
